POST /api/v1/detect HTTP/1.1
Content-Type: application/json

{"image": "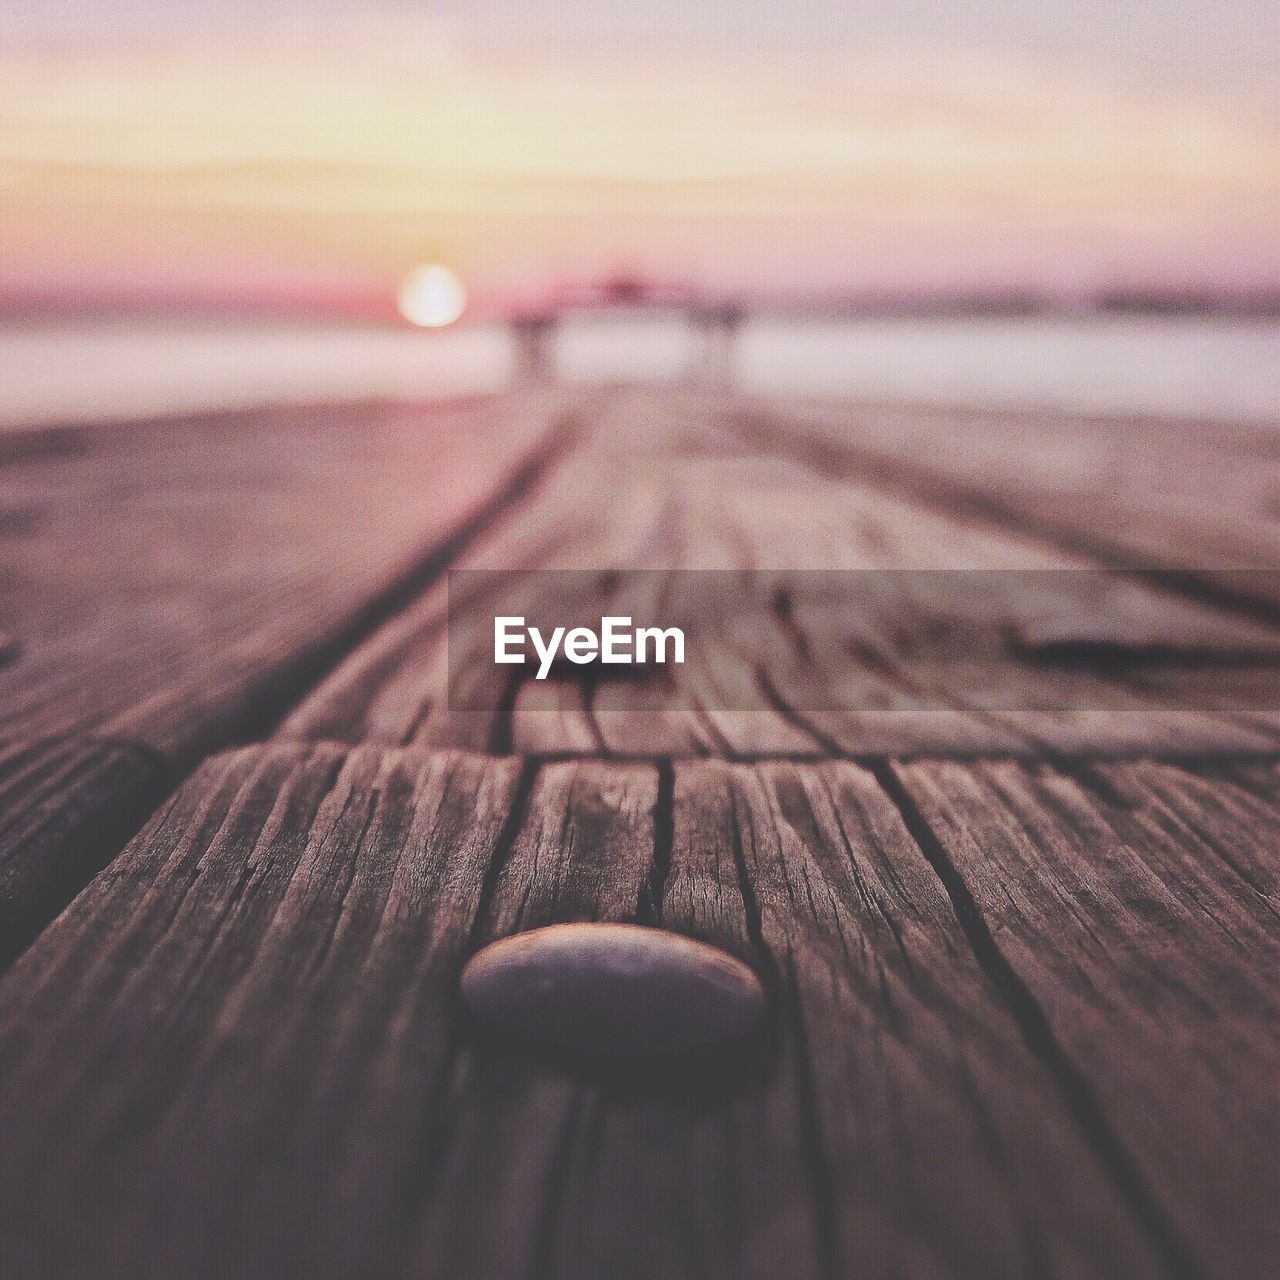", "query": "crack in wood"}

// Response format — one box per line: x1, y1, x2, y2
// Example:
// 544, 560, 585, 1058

635, 758, 675, 926
465, 758, 541, 953
870, 761, 1207, 1280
